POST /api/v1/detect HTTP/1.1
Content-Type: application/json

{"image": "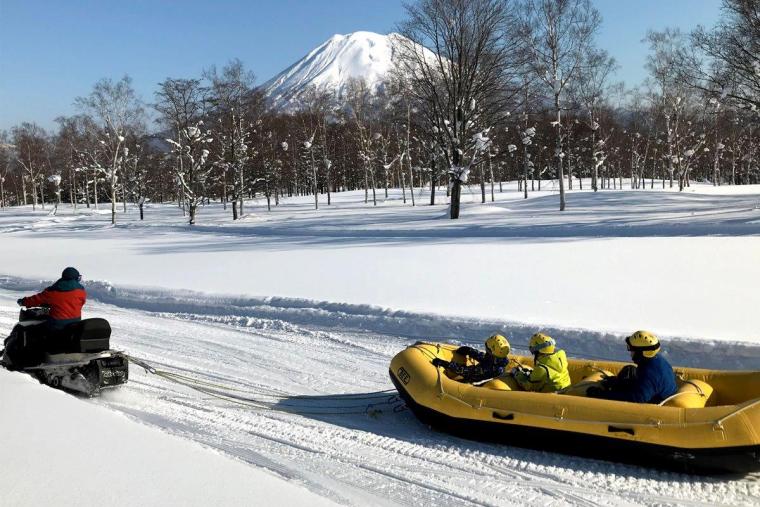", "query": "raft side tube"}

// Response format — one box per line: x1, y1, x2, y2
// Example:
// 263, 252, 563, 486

390, 370, 760, 475
389, 342, 760, 475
